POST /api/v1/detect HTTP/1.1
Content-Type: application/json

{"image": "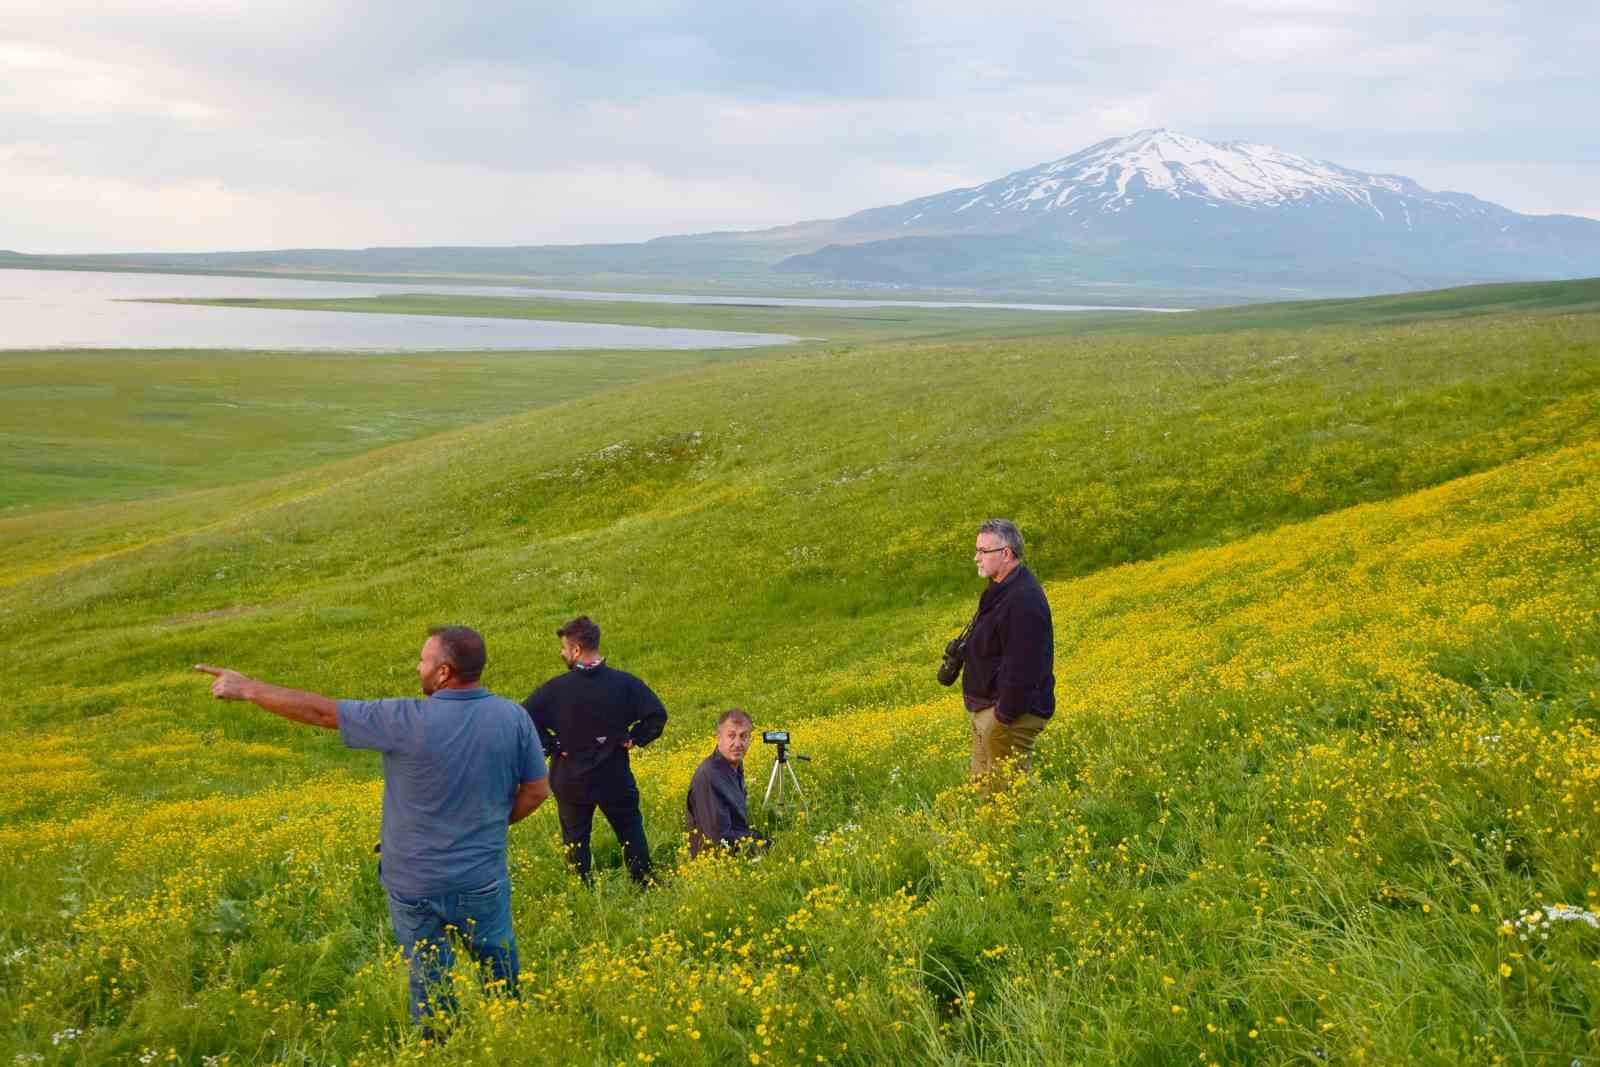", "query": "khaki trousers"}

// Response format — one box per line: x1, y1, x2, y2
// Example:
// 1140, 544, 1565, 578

968, 706, 1048, 780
